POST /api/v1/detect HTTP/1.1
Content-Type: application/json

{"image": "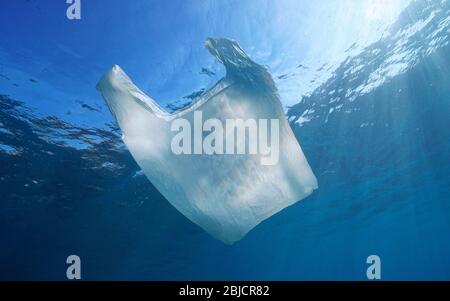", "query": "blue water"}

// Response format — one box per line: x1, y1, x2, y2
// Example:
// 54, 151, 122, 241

0, 0, 449, 280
